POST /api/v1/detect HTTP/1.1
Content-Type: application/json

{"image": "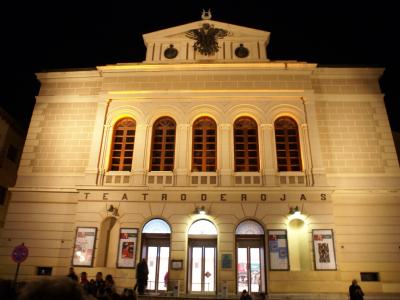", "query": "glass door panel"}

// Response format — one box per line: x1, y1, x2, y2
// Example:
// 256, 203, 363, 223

147, 246, 158, 291
191, 247, 203, 291
250, 248, 260, 293
204, 247, 215, 292
237, 247, 248, 292
158, 247, 169, 291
